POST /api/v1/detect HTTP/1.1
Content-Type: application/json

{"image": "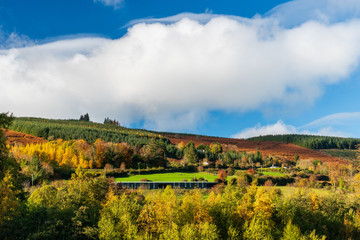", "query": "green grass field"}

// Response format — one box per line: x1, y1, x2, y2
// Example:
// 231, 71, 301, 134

115, 172, 217, 182
114, 170, 288, 183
